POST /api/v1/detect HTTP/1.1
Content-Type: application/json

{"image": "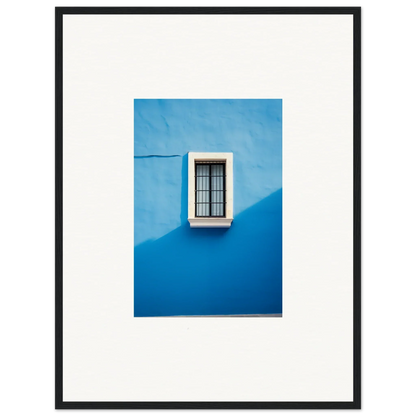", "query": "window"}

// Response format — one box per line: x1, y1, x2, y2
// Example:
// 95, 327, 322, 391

188, 152, 233, 228
195, 163, 225, 217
